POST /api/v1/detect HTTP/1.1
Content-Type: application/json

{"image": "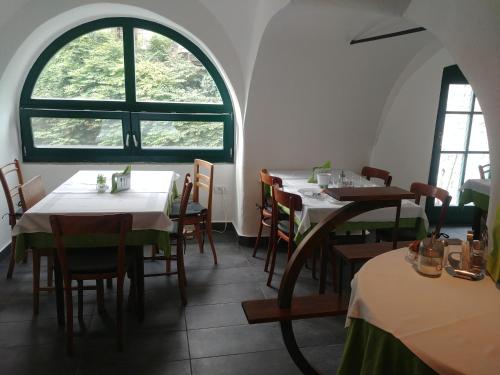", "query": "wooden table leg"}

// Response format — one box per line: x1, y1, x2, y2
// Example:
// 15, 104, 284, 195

392, 200, 402, 249
53, 256, 65, 326
472, 207, 482, 240
135, 246, 145, 322
319, 243, 328, 295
